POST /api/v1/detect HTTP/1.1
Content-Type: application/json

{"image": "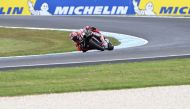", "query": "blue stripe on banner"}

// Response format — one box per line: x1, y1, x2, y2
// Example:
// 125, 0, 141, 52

33, 0, 141, 15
